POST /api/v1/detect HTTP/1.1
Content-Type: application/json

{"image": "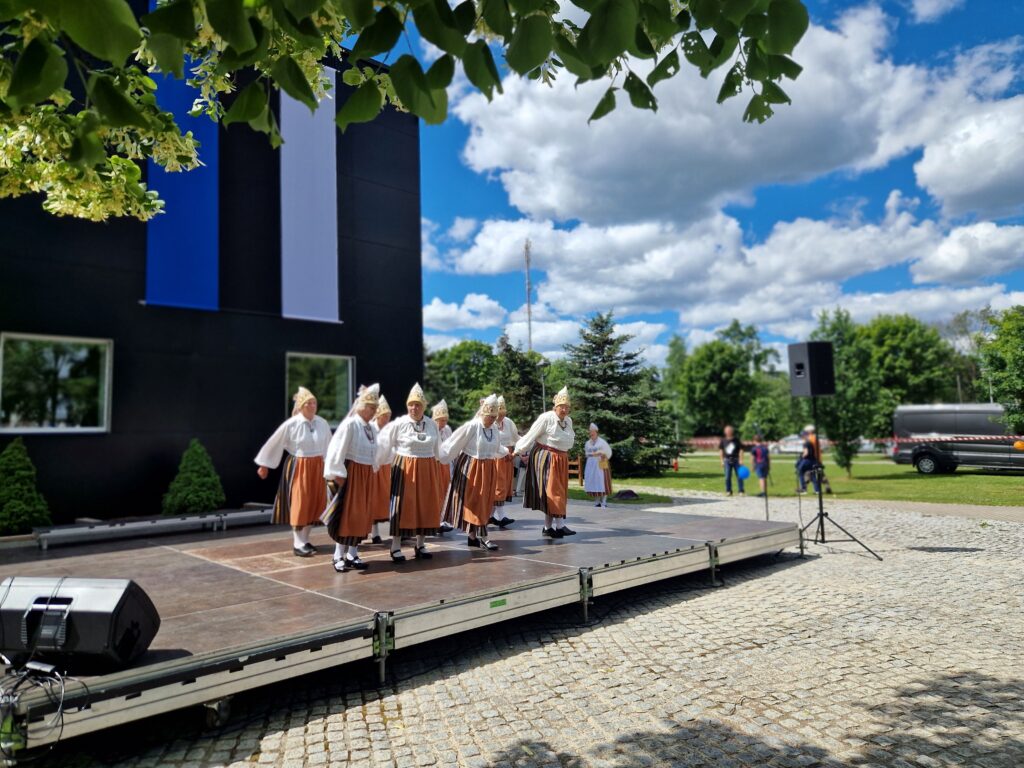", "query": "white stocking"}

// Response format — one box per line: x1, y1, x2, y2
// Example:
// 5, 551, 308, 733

292, 529, 305, 548
334, 543, 344, 561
